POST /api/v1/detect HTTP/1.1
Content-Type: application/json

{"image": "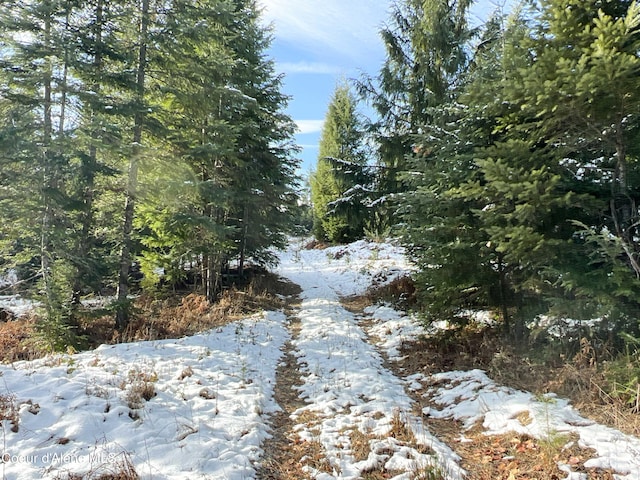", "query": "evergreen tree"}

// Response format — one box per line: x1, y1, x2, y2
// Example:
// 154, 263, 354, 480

433, 0, 640, 338
135, 0, 299, 298
115, 0, 164, 328
503, 0, 640, 325
357, 0, 475, 227
67, 0, 128, 301
125, 0, 234, 300
0, 0, 299, 346
0, 0, 81, 348
310, 81, 370, 243
368, 0, 476, 323
222, 0, 299, 274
